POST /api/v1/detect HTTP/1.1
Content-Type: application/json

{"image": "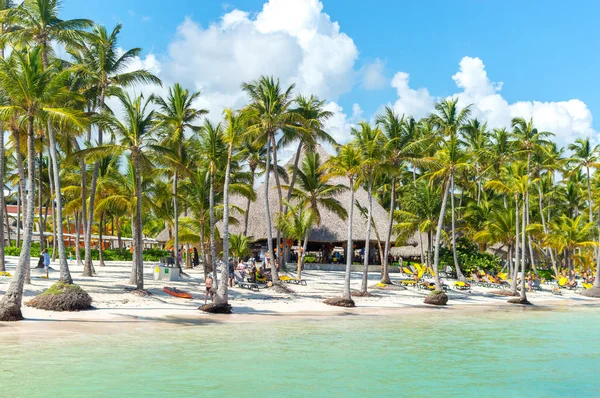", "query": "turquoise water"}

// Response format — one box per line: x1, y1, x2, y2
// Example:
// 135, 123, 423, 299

1, 307, 600, 397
